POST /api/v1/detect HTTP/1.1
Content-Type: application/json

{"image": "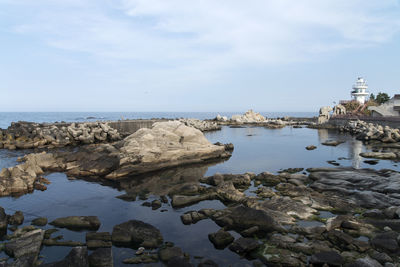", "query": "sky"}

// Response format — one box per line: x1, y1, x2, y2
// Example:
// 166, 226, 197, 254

1, 0, 400, 112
